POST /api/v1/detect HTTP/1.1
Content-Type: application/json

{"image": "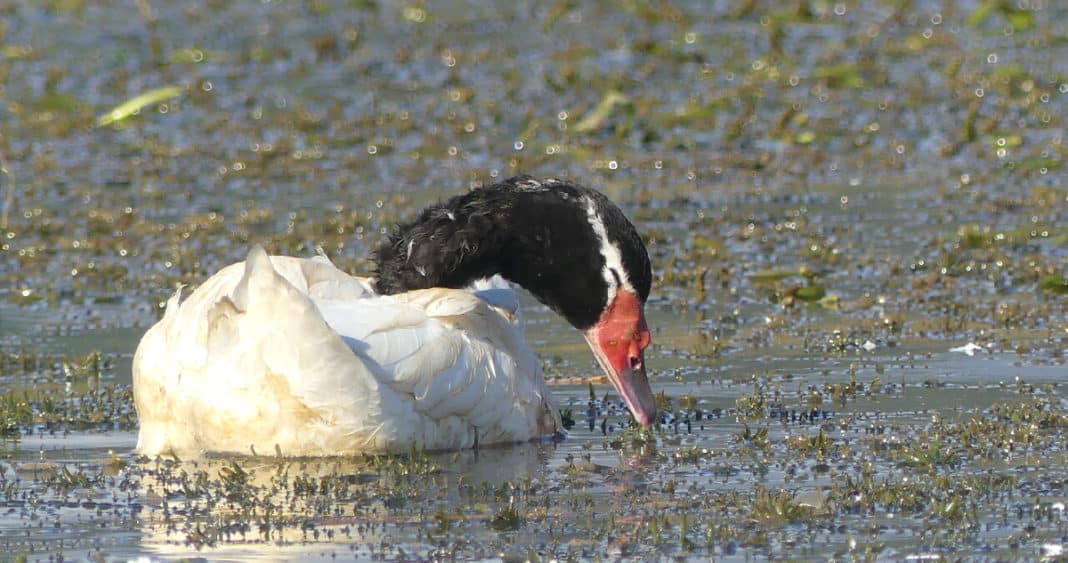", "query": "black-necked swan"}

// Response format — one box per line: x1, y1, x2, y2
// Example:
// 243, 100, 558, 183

132, 175, 655, 456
